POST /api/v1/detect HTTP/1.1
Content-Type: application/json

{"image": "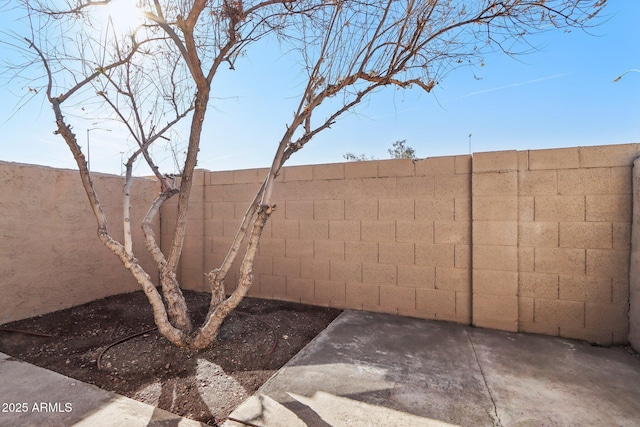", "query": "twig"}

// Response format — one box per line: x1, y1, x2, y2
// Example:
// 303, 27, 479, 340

260, 318, 279, 359
0, 328, 54, 337
235, 310, 278, 358
226, 416, 262, 427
